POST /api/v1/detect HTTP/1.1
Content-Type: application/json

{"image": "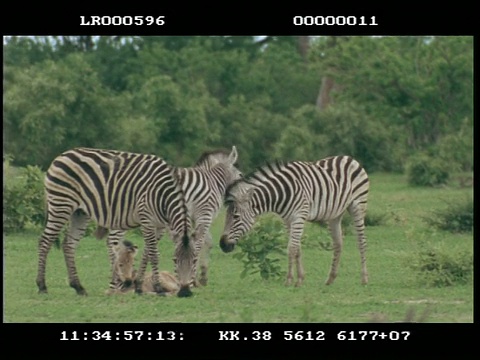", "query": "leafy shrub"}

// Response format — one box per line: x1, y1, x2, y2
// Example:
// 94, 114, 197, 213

406, 153, 450, 187
424, 197, 473, 233
409, 246, 473, 287
232, 215, 286, 280
4, 160, 45, 233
